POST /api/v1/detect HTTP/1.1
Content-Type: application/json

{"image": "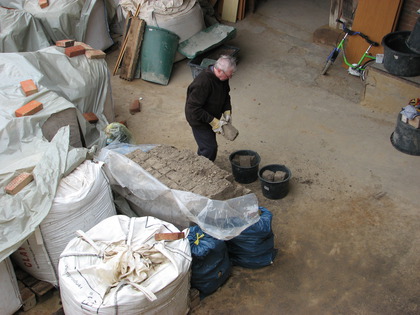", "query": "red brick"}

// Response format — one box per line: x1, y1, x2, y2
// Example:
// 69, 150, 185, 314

154, 232, 184, 241
39, 0, 49, 8
74, 41, 93, 50
83, 112, 99, 123
15, 100, 43, 117
56, 39, 74, 48
20, 79, 38, 96
5, 172, 34, 195
129, 99, 141, 115
65, 45, 85, 58
85, 49, 106, 59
